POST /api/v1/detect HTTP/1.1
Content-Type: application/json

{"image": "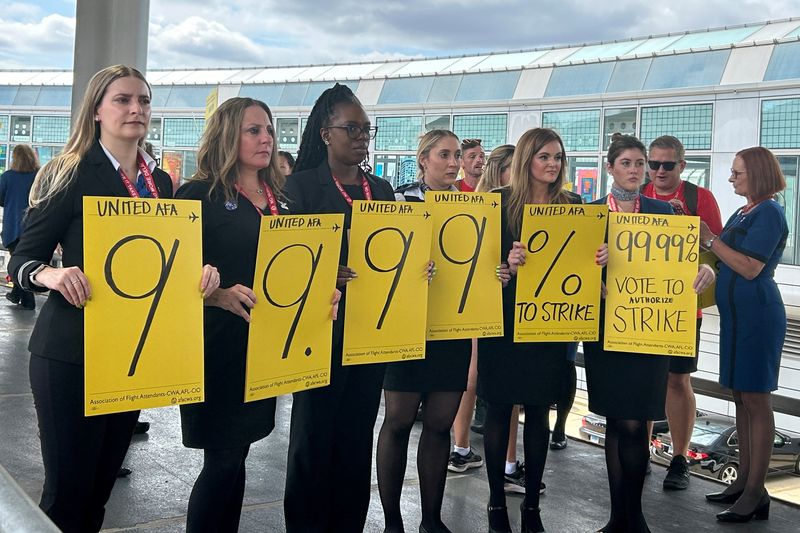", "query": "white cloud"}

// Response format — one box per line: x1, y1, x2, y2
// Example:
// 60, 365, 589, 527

0, 13, 74, 68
